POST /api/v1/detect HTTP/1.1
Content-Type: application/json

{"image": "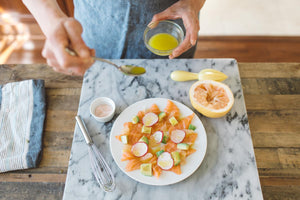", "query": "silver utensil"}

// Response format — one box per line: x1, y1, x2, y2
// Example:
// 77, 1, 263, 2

75, 115, 115, 192
65, 47, 146, 76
